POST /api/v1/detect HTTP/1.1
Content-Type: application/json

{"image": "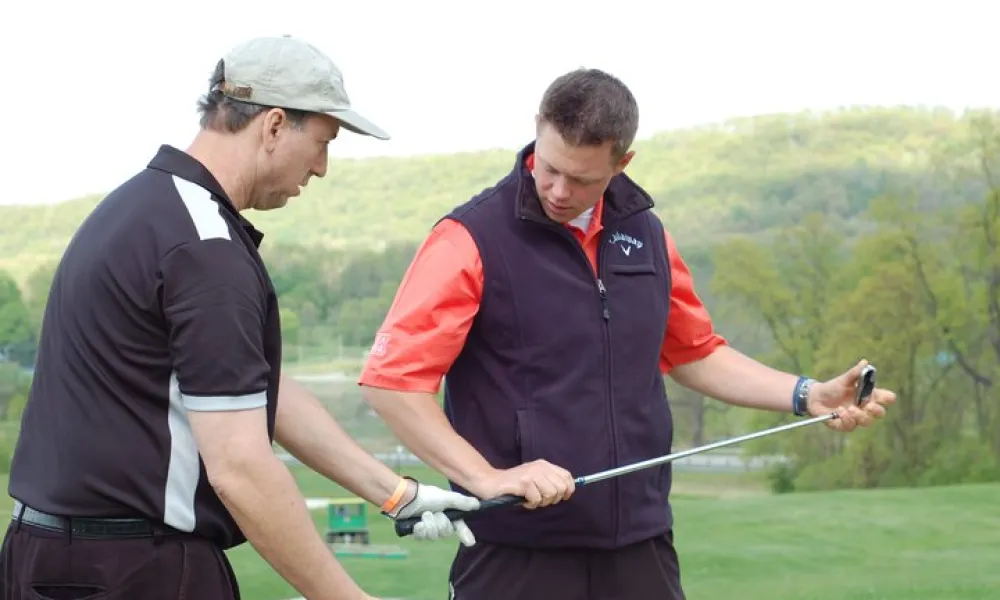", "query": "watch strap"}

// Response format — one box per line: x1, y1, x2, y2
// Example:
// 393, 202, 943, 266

793, 376, 815, 417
